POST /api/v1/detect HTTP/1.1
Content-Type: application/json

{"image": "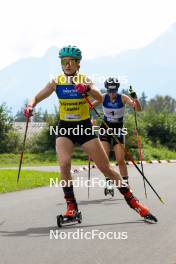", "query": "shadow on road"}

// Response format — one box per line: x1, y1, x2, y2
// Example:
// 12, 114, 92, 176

0, 220, 145, 237
56, 198, 124, 206
78, 198, 124, 205
0, 221, 5, 226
